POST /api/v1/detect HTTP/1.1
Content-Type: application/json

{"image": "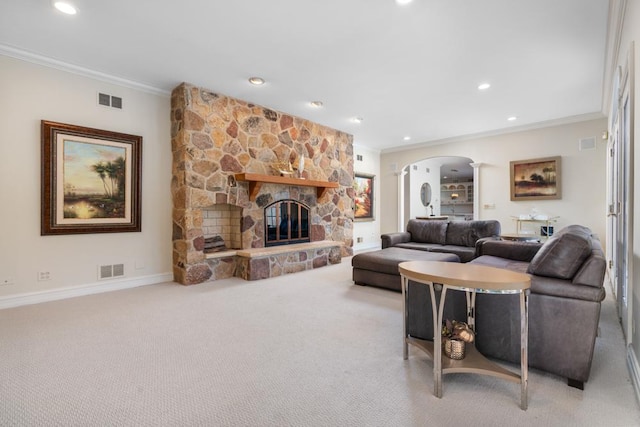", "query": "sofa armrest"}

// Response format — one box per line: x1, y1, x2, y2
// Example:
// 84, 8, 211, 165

476, 239, 543, 262
474, 236, 501, 258
381, 232, 411, 249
